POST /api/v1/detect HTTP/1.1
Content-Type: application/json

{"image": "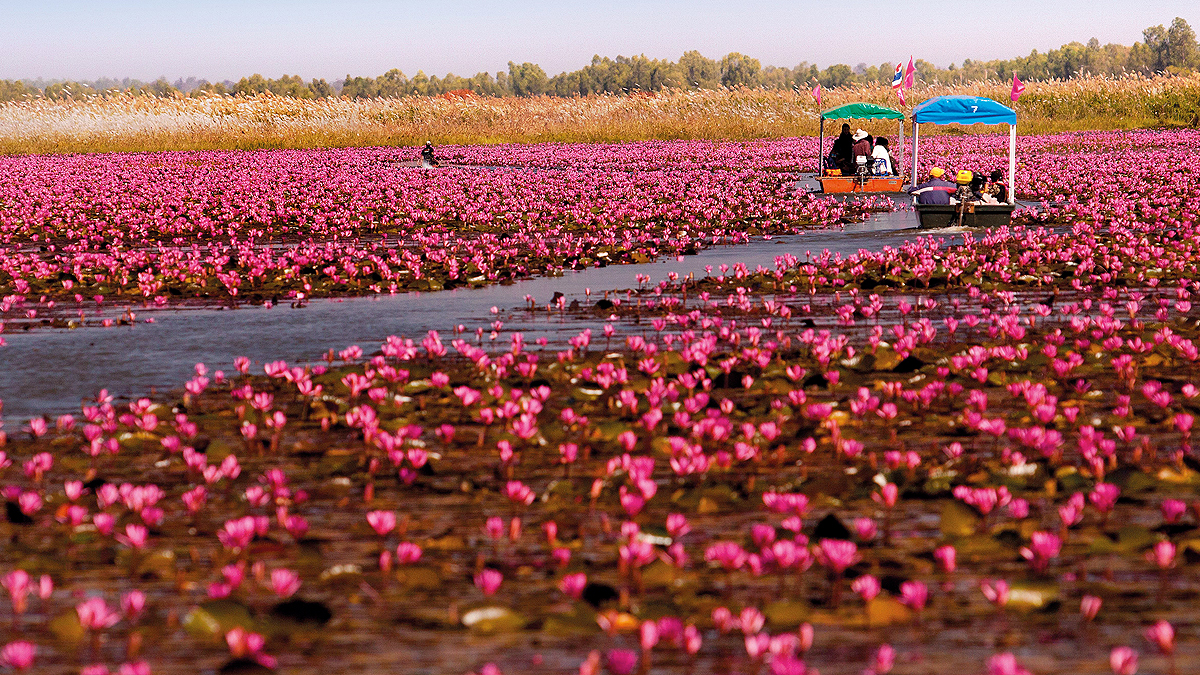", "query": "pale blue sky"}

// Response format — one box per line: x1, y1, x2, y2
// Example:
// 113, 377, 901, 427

2, 1, 1194, 81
